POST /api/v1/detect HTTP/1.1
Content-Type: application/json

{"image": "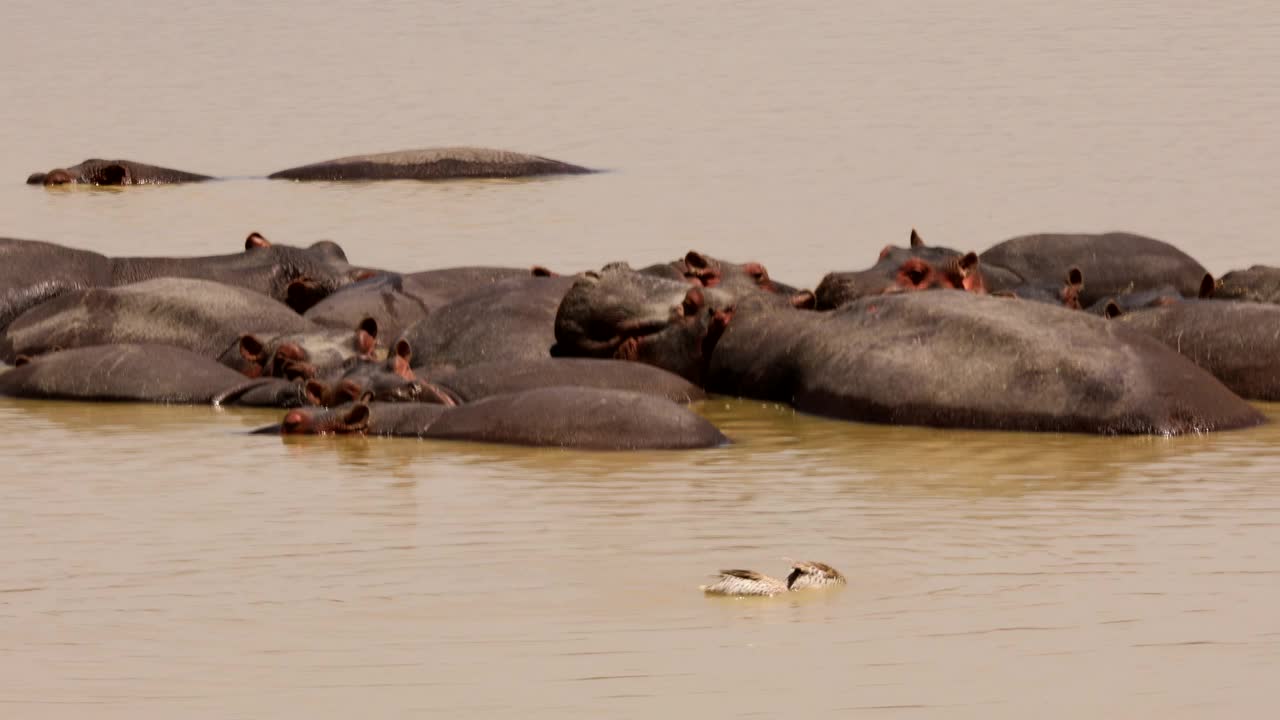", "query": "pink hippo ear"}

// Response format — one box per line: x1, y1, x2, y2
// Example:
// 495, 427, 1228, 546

910, 228, 926, 248
341, 403, 372, 432
285, 277, 325, 313
1060, 267, 1084, 309
239, 334, 267, 376
281, 409, 310, 434
356, 317, 379, 355
1103, 300, 1123, 319
1199, 273, 1216, 299
681, 287, 706, 317
390, 339, 415, 380
304, 380, 327, 406
958, 252, 986, 294
245, 232, 272, 251
683, 251, 720, 287
791, 290, 817, 309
